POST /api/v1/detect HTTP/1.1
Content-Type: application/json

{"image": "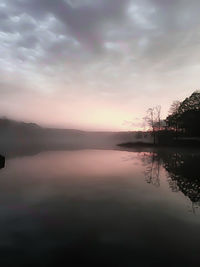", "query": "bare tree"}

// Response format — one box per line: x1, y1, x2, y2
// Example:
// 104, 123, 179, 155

169, 100, 181, 115
167, 100, 181, 139
144, 106, 162, 144
155, 105, 161, 130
